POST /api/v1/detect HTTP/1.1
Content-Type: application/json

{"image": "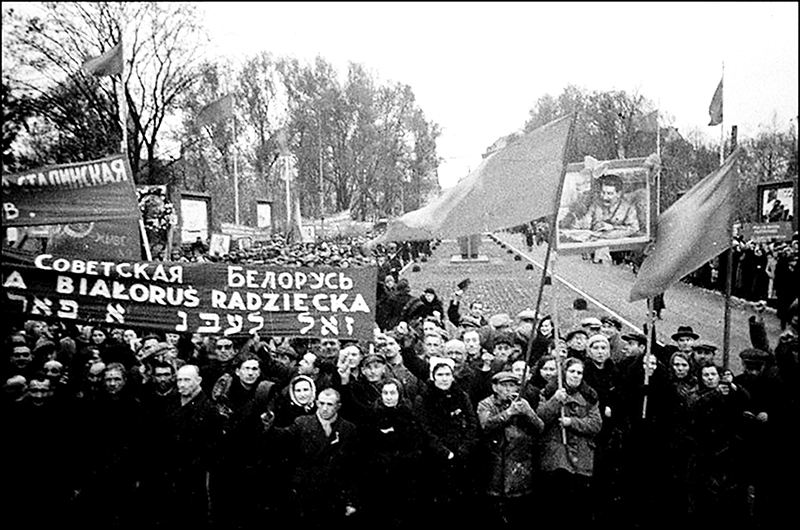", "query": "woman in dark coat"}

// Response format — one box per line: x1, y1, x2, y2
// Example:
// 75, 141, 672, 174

581, 334, 621, 525
359, 378, 425, 528
537, 357, 602, 526
687, 362, 751, 528
662, 350, 699, 524
414, 360, 481, 526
